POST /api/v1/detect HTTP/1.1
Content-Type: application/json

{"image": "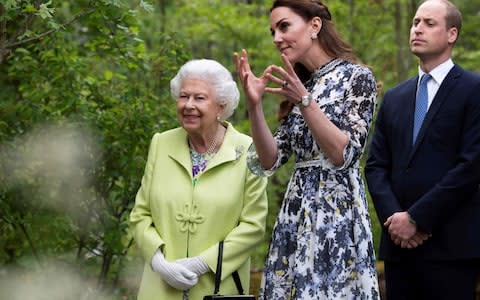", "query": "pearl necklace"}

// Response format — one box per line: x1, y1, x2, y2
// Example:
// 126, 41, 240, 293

189, 125, 220, 160
189, 126, 222, 186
